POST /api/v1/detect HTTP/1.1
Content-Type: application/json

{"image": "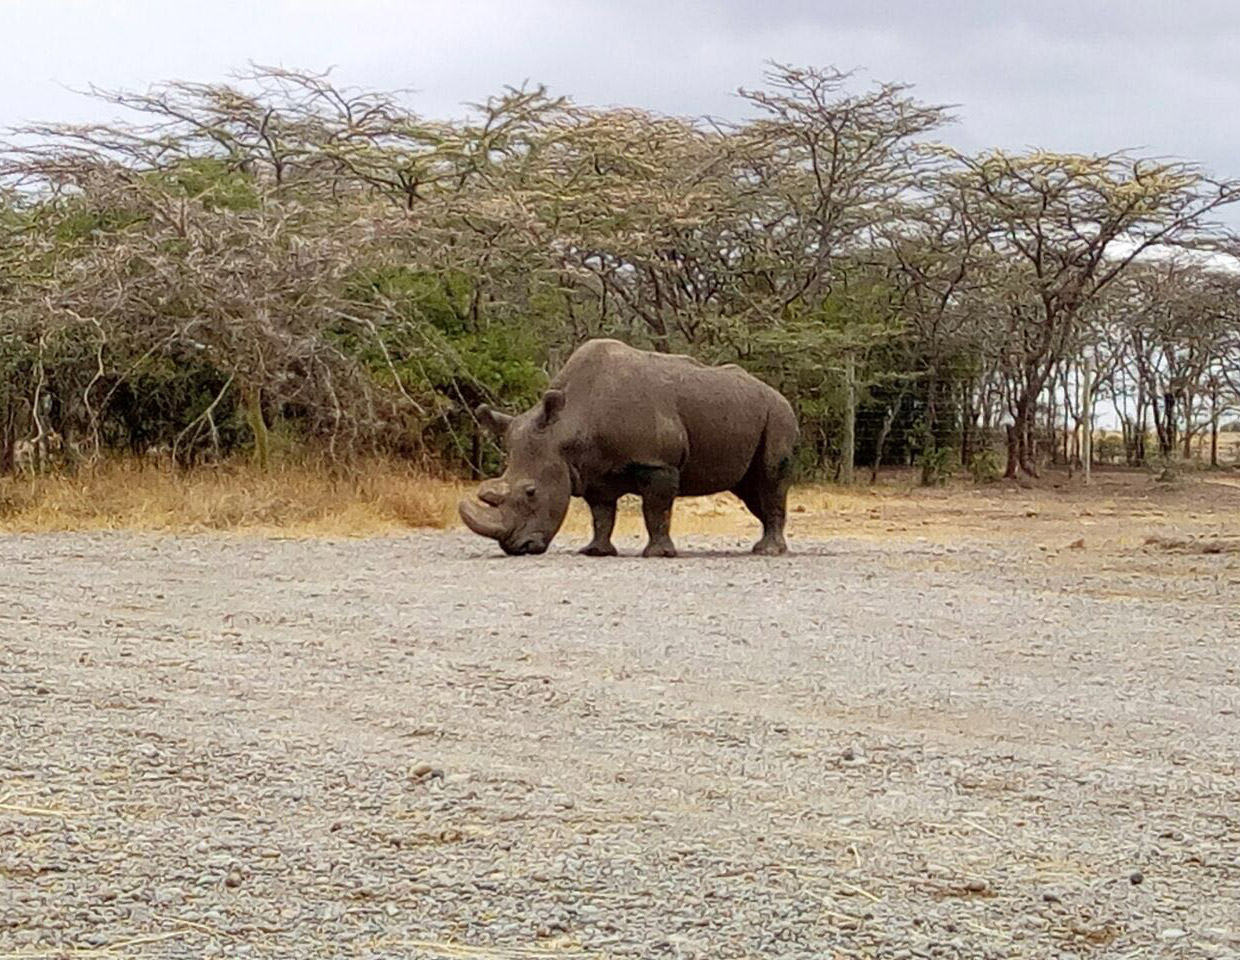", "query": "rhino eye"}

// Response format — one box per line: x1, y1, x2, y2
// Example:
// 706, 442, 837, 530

520, 481, 537, 499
